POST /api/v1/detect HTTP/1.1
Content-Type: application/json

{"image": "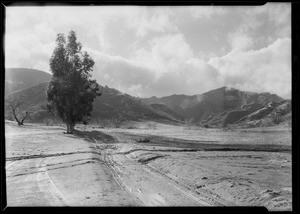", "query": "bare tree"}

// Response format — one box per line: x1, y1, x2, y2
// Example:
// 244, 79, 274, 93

5, 97, 34, 126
